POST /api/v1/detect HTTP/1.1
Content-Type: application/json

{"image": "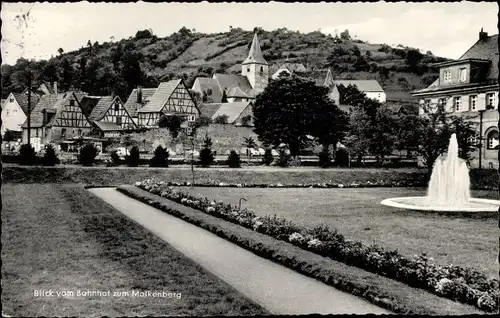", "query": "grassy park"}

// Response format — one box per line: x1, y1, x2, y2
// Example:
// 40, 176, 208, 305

175, 186, 498, 278
1, 183, 267, 317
